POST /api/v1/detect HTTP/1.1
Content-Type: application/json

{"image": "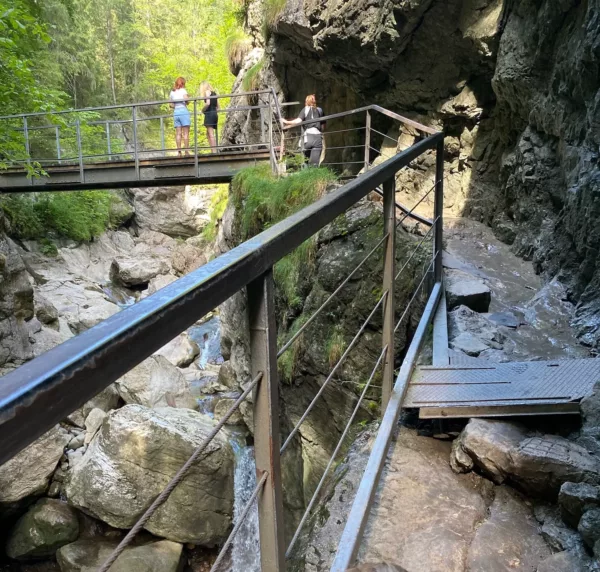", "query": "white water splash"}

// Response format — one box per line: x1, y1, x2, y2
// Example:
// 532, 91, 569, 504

232, 445, 260, 572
